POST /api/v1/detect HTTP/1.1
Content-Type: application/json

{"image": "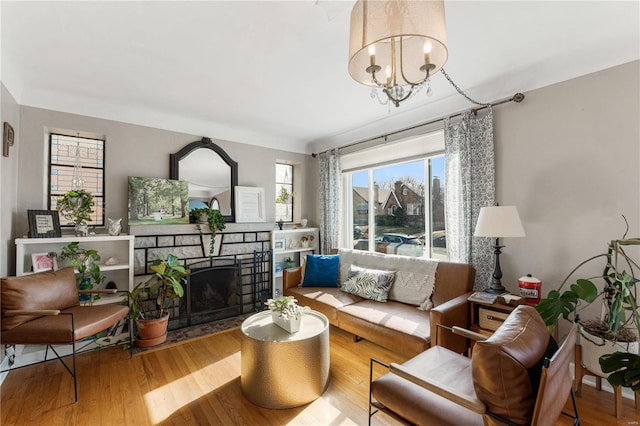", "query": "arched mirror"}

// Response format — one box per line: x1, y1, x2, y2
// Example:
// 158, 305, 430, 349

170, 137, 238, 223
